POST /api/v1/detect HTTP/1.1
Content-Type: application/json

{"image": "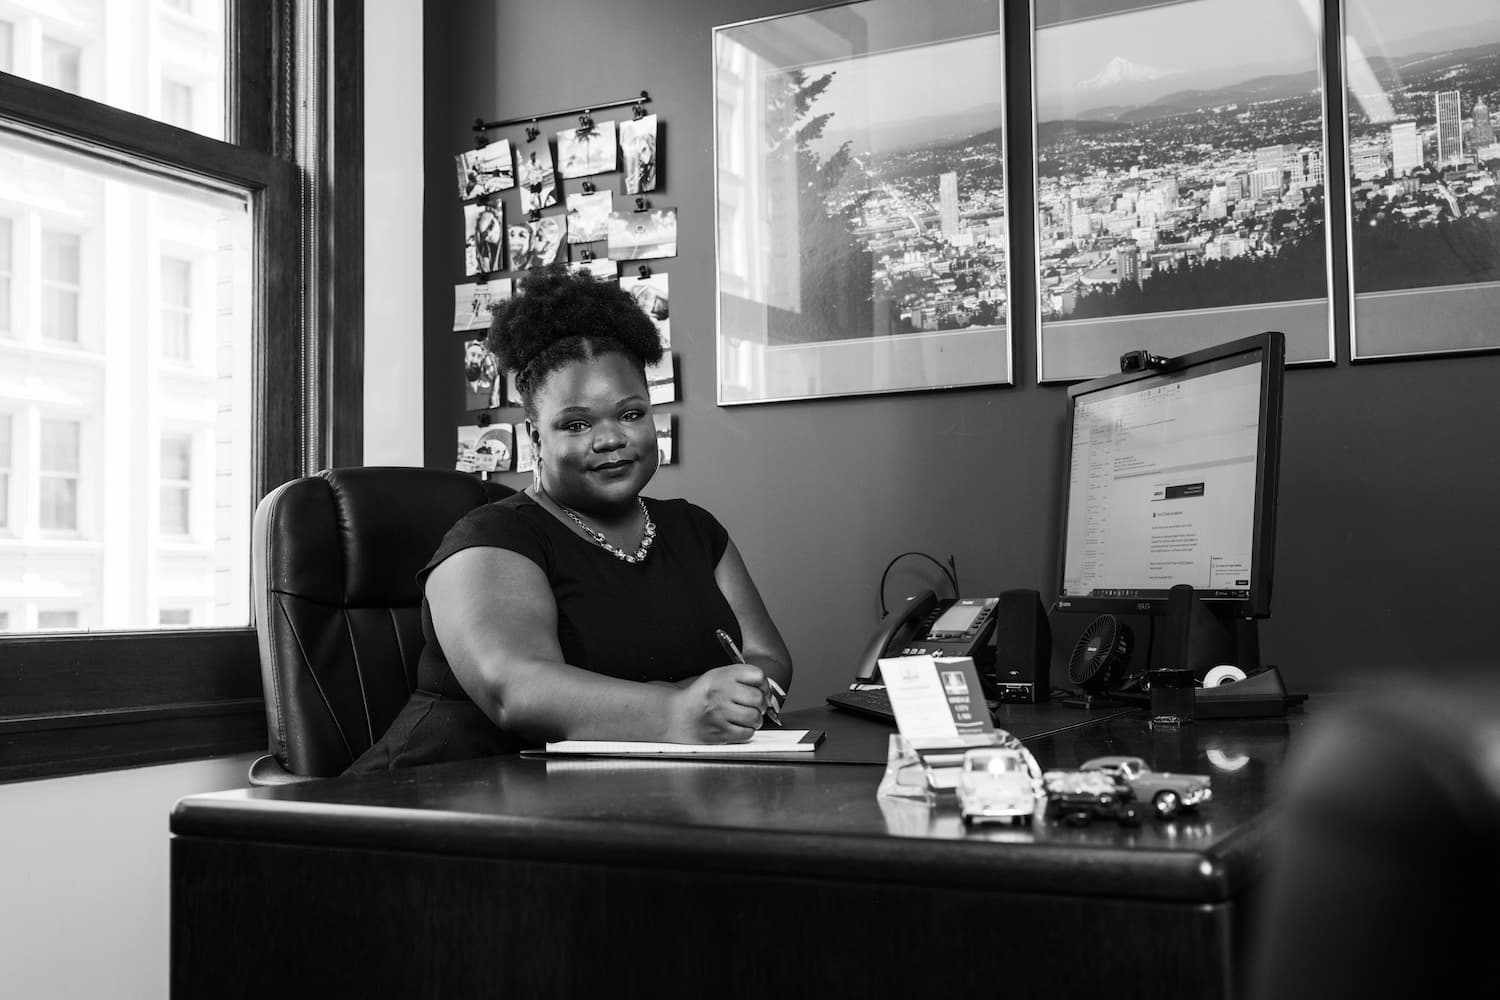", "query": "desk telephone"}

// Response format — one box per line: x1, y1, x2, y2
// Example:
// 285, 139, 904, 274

827, 591, 1002, 723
